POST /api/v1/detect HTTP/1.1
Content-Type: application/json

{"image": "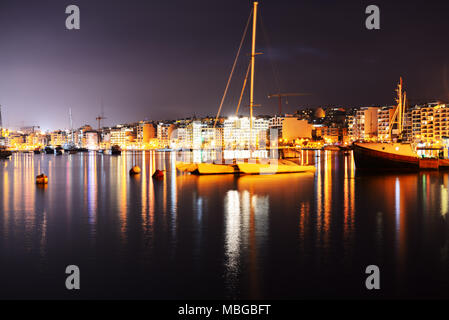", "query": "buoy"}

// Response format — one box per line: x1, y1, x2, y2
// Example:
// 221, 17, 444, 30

152, 169, 164, 179
129, 165, 141, 175
36, 173, 48, 184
